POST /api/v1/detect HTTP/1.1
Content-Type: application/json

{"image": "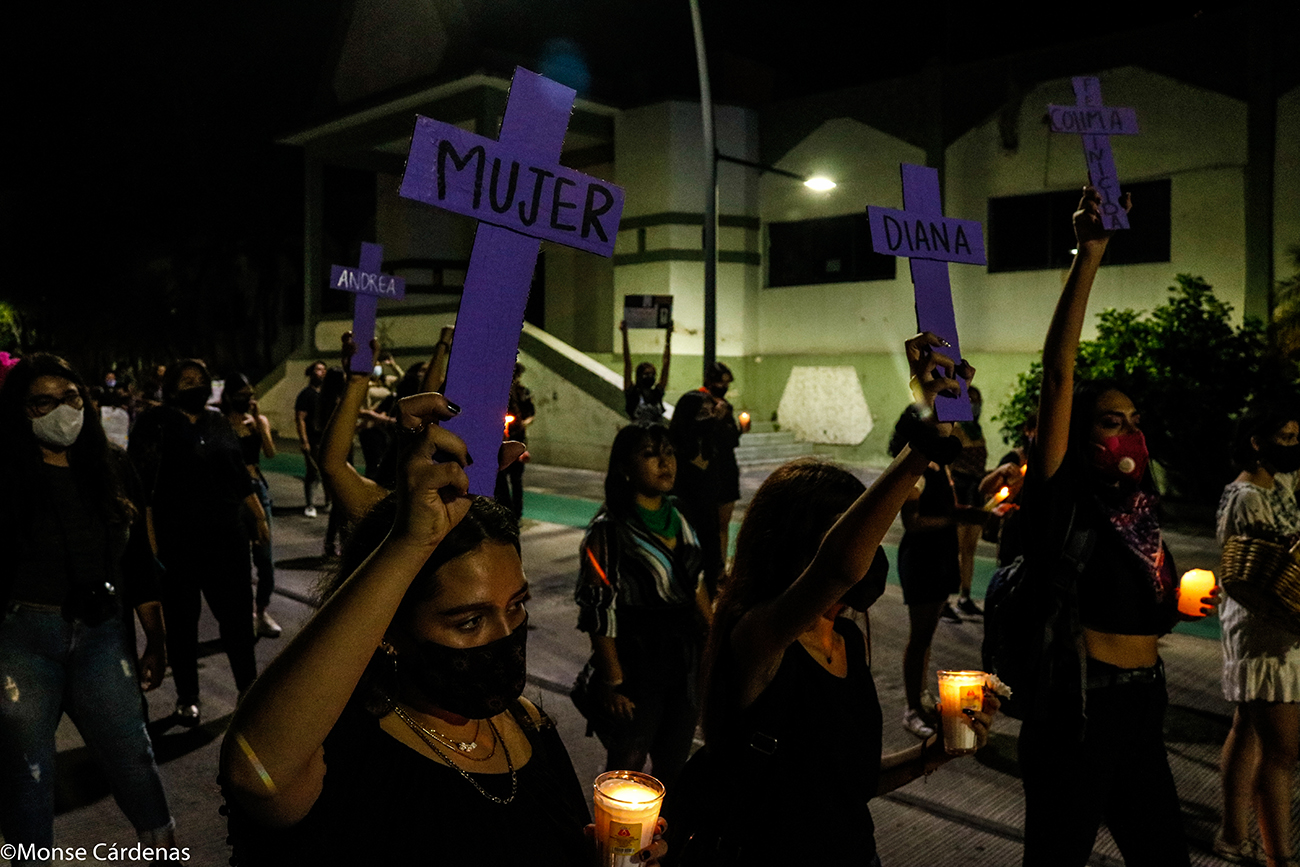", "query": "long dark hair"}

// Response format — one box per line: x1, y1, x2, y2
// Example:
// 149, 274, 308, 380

0, 353, 133, 529
318, 493, 521, 716
1231, 405, 1300, 470
699, 458, 865, 741
668, 390, 713, 464
219, 372, 252, 414
604, 423, 674, 521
